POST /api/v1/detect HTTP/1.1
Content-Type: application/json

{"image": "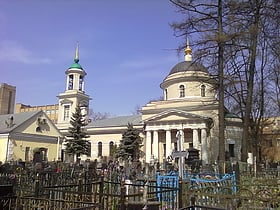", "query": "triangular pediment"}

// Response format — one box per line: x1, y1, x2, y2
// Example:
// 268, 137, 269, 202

143, 109, 211, 123
0, 111, 62, 138
12, 111, 62, 137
